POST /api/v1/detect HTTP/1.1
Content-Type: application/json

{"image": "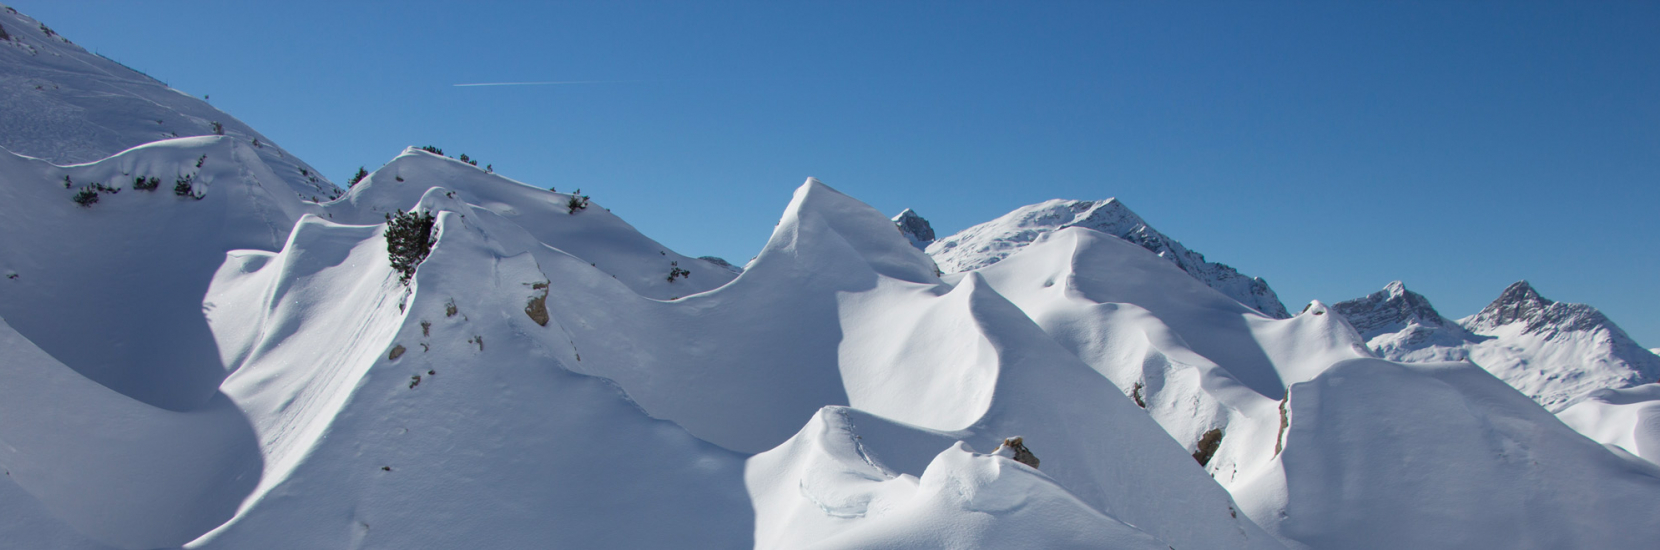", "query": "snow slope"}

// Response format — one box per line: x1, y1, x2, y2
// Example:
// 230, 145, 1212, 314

1557, 384, 1660, 464
0, 5, 335, 199
1233, 359, 1660, 550
925, 199, 1292, 318
3, 7, 1659, 548
1334, 280, 1660, 411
